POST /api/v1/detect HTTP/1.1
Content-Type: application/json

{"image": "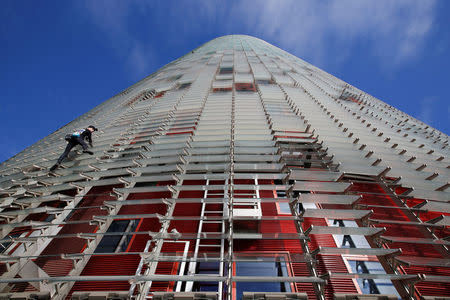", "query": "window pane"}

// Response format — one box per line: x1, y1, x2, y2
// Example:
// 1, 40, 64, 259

95, 220, 130, 253
348, 260, 400, 298
236, 260, 290, 299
